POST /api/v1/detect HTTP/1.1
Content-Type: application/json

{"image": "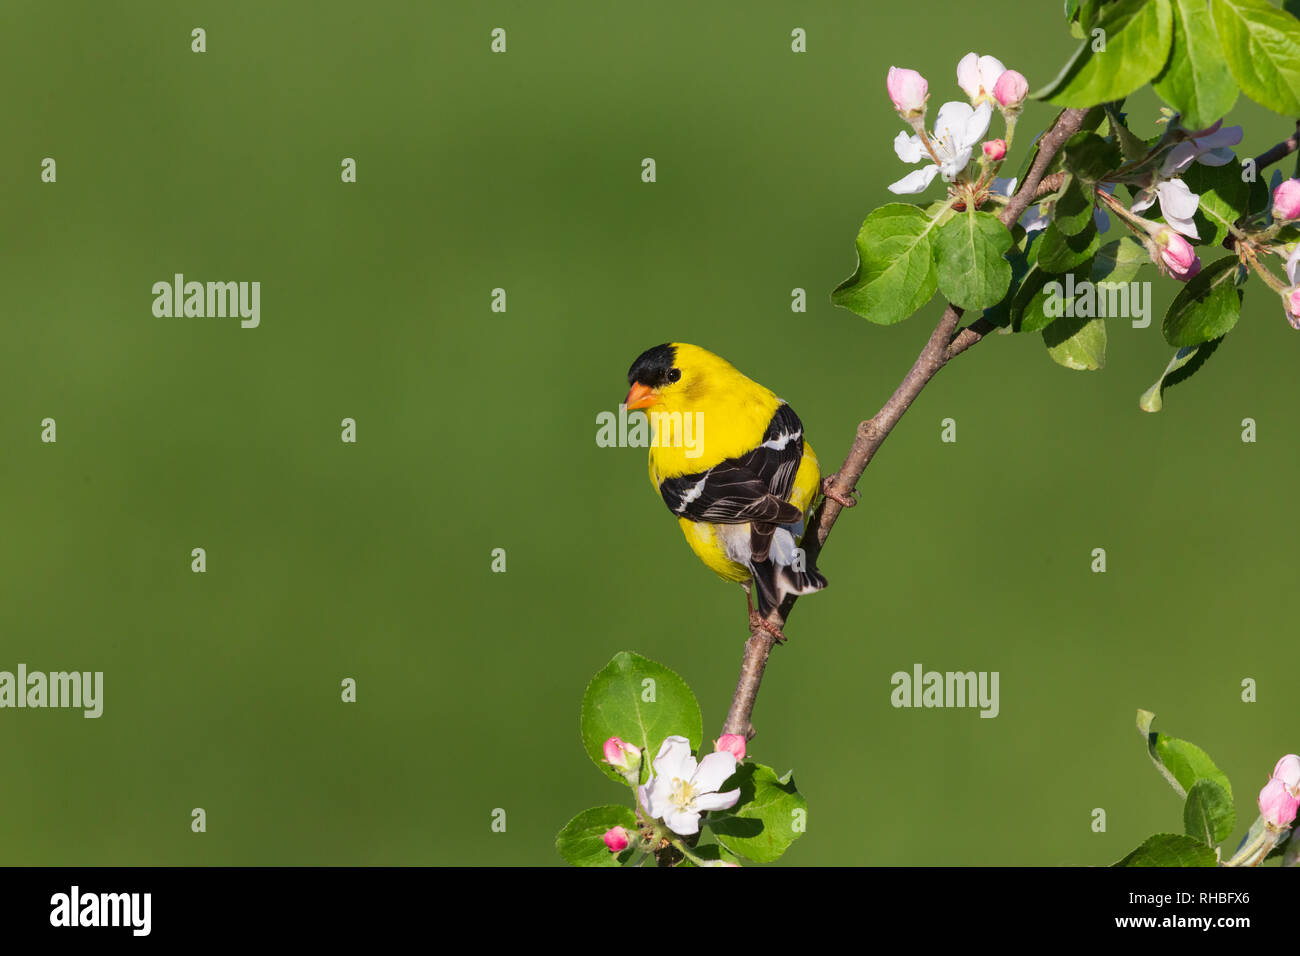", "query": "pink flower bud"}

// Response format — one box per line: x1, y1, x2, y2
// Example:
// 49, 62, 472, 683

715, 734, 747, 761
886, 66, 928, 119
1274, 754, 1300, 794
992, 70, 1028, 109
1155, 228, 1201, 280
603, 826, 630, 852
982, 139, 1007, 161
1259, 777, 1300, 828
602, 737, 641, 773
1273, 179, 1300, 220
